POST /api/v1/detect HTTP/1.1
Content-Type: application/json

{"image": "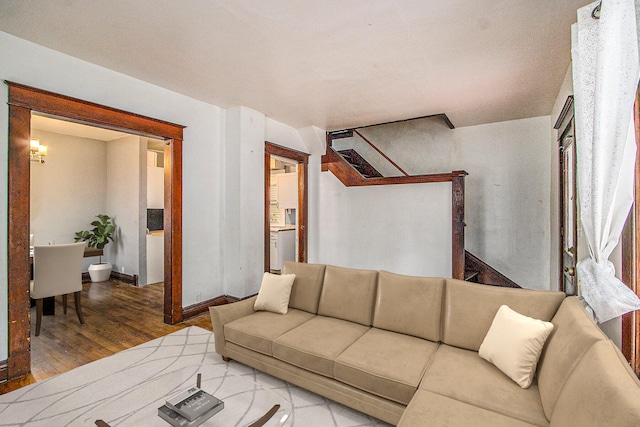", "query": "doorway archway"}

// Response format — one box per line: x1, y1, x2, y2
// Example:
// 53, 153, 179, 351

5, 81, 185, 381
264, 142, 309, 271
